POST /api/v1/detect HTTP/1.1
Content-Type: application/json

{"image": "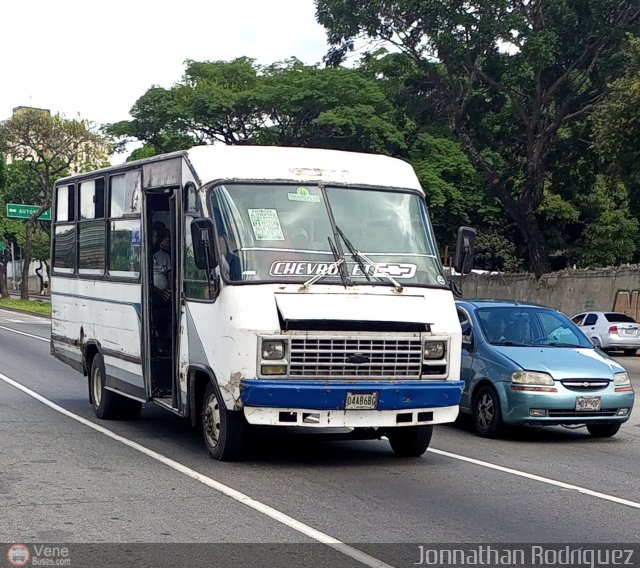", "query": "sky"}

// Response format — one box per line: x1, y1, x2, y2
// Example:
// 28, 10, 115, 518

0, 0, 330, 129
